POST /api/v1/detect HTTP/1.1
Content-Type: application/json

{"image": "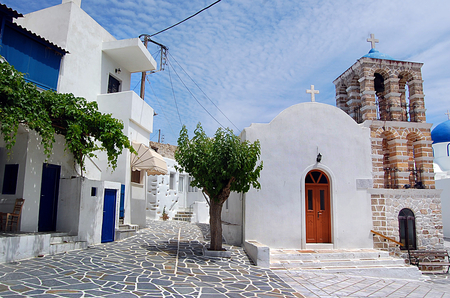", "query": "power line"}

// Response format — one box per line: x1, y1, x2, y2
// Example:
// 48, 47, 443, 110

146, 76, 177, 138
167, 58, 226, 129
167, 64, 183, 126
168, 52, 240, 132
149, 0, 221, 37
